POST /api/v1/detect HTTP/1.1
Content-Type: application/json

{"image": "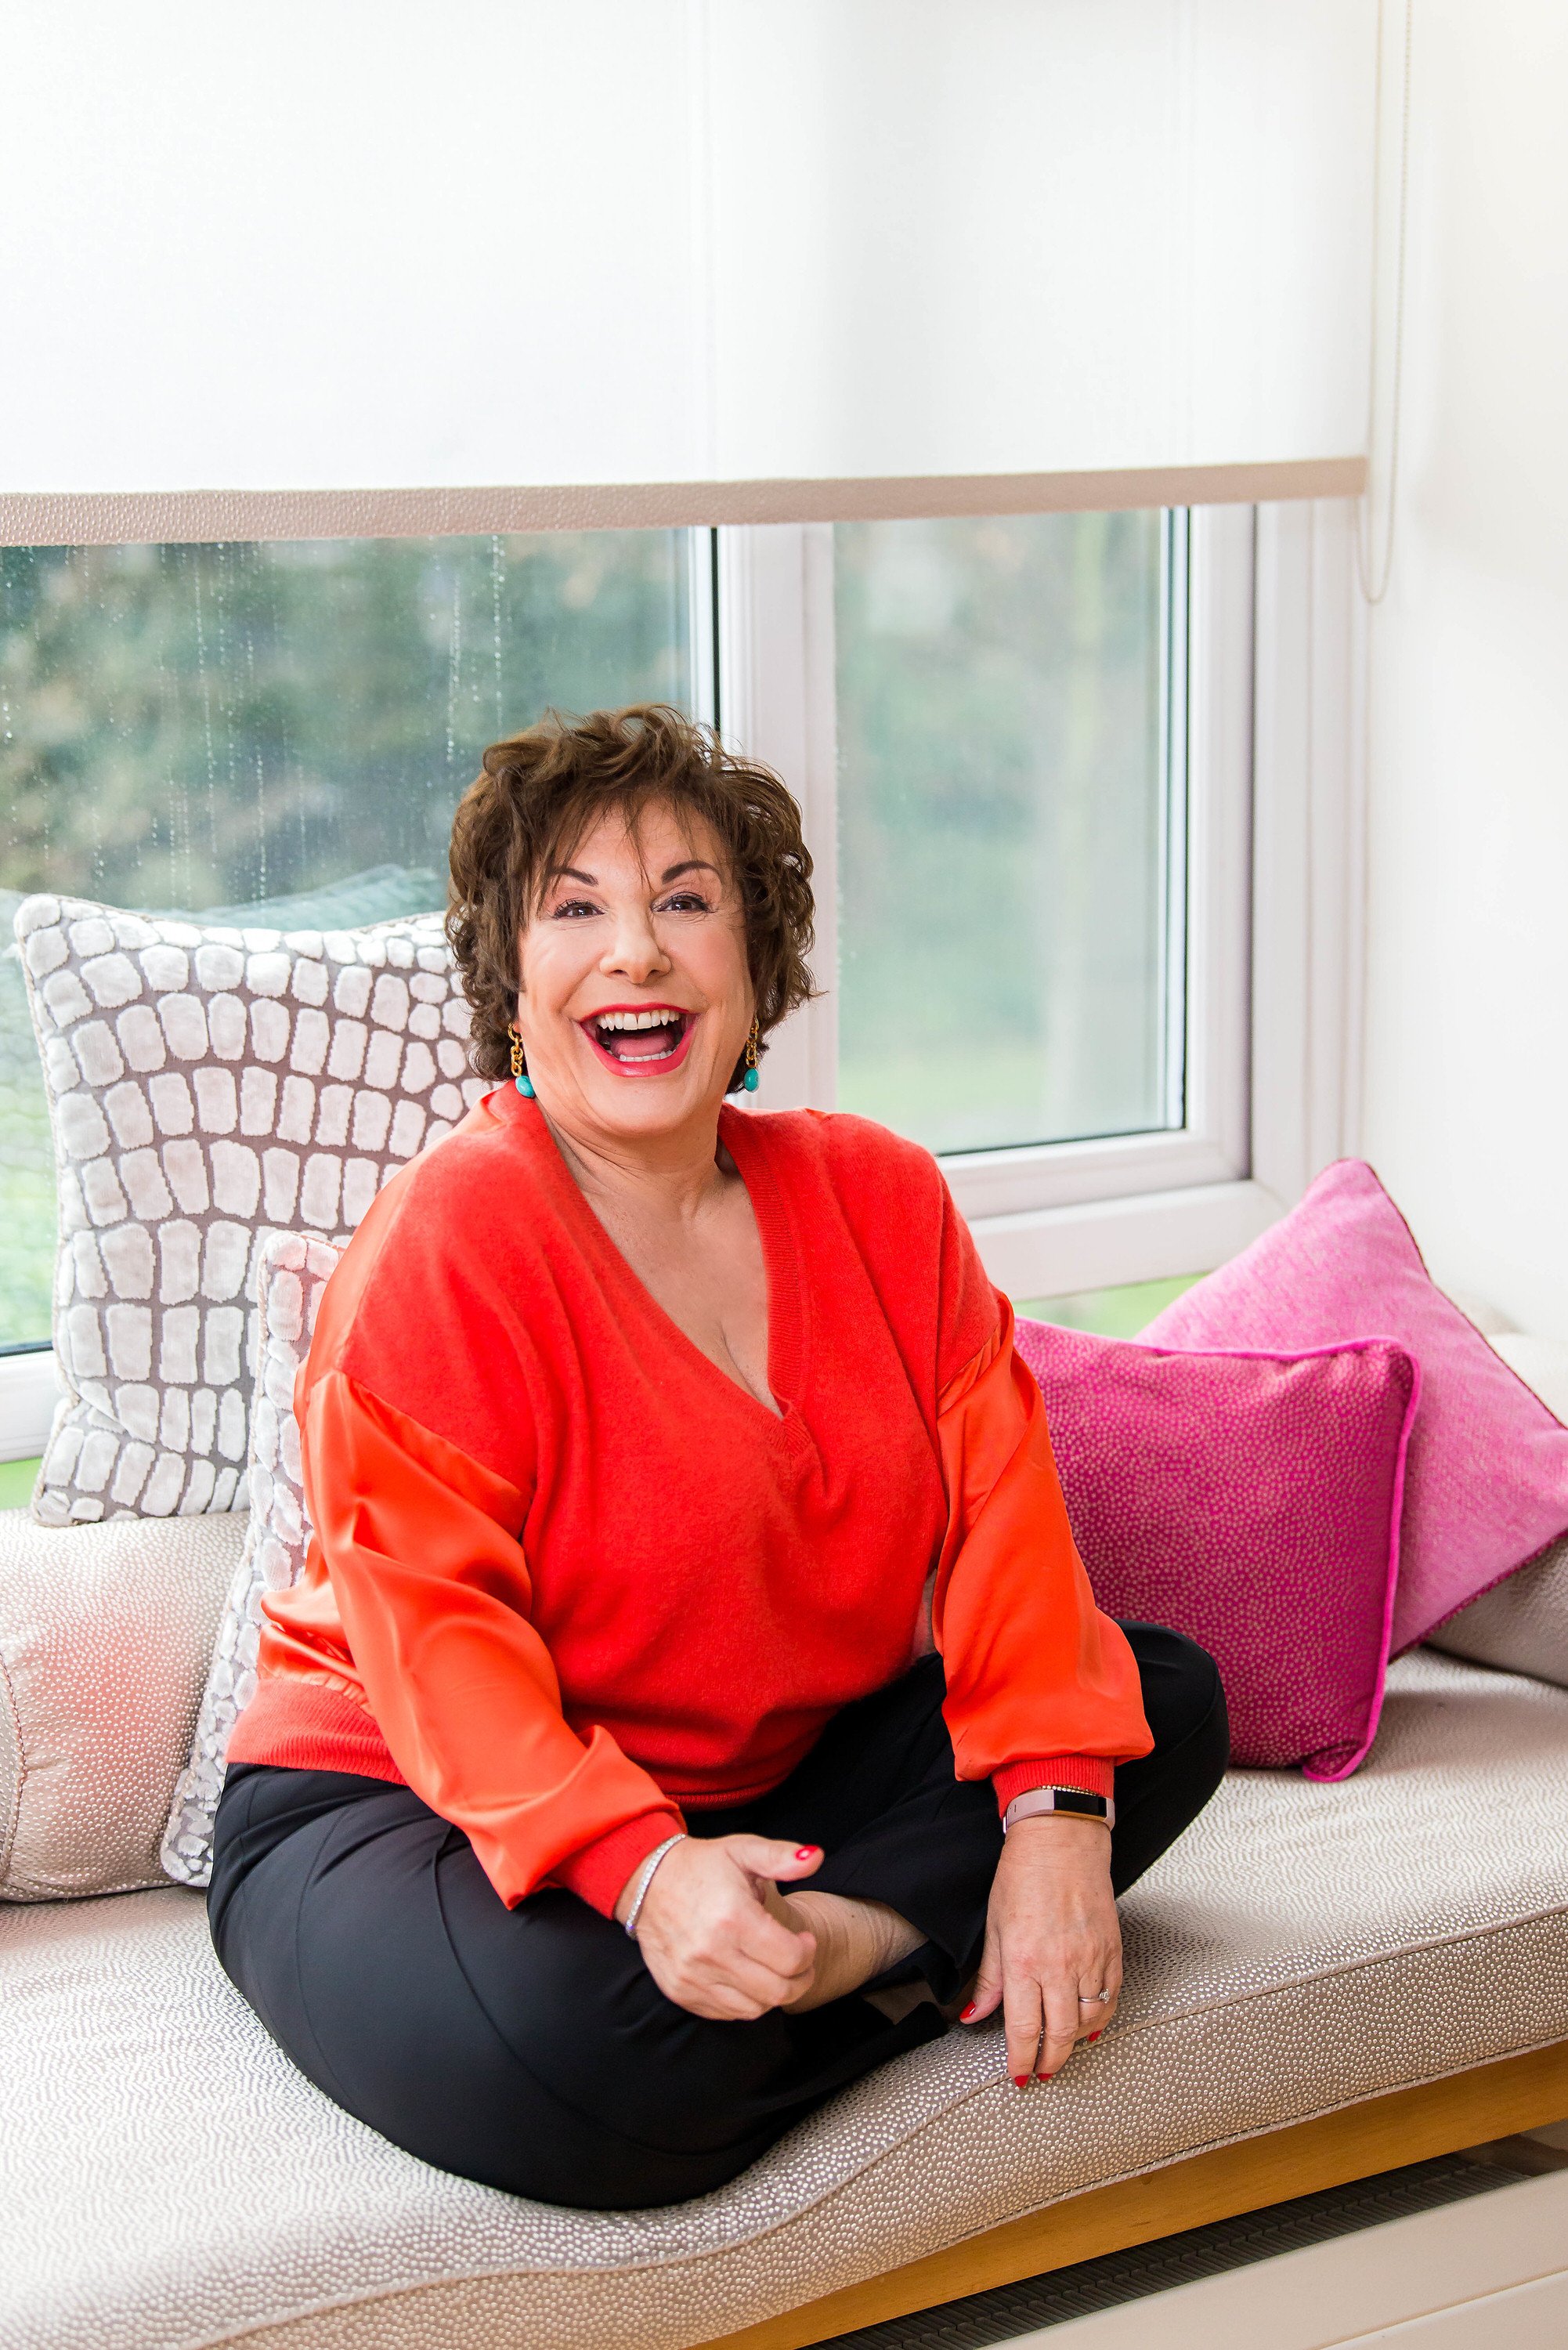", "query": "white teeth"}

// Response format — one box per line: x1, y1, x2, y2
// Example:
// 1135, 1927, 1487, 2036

593, 1008, 685, 1031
